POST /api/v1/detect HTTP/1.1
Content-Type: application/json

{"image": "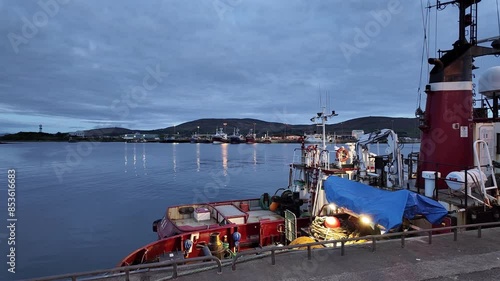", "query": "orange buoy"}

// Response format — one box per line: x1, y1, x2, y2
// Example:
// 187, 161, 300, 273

324, 216, 340, 228
269, 202, 280, 211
